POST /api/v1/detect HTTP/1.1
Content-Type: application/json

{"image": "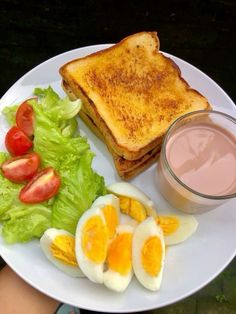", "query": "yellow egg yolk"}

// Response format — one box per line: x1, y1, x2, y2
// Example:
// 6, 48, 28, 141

156, 216, 180, 236
141, 236, 163, 277
50, 235, 77, 266
119, 196, 146, 222
102, 205, 119, 239
82, 215, 108, 263
107, 232, 132, 275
